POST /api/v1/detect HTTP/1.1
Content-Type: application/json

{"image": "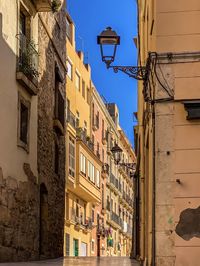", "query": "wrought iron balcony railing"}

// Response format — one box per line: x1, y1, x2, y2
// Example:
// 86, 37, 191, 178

17, 33, 39, 81
111, 212, 122, 227
76, 127, 94, 152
